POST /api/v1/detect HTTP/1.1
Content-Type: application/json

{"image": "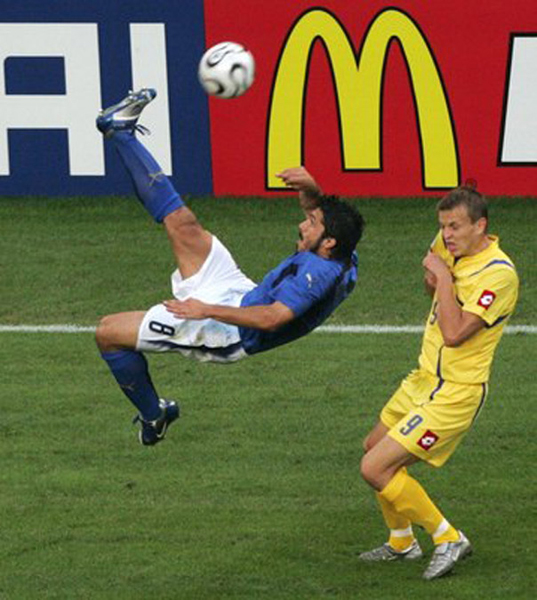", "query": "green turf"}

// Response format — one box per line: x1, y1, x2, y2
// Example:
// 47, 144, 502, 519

1, 195, 535, 324
0, 195, 535, 598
